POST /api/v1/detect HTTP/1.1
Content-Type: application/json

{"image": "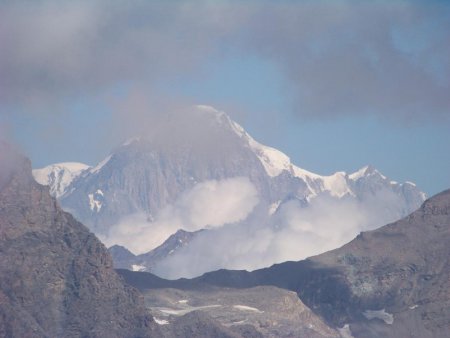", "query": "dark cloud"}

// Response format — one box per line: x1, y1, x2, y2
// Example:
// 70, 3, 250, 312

0, 0, 449, 121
